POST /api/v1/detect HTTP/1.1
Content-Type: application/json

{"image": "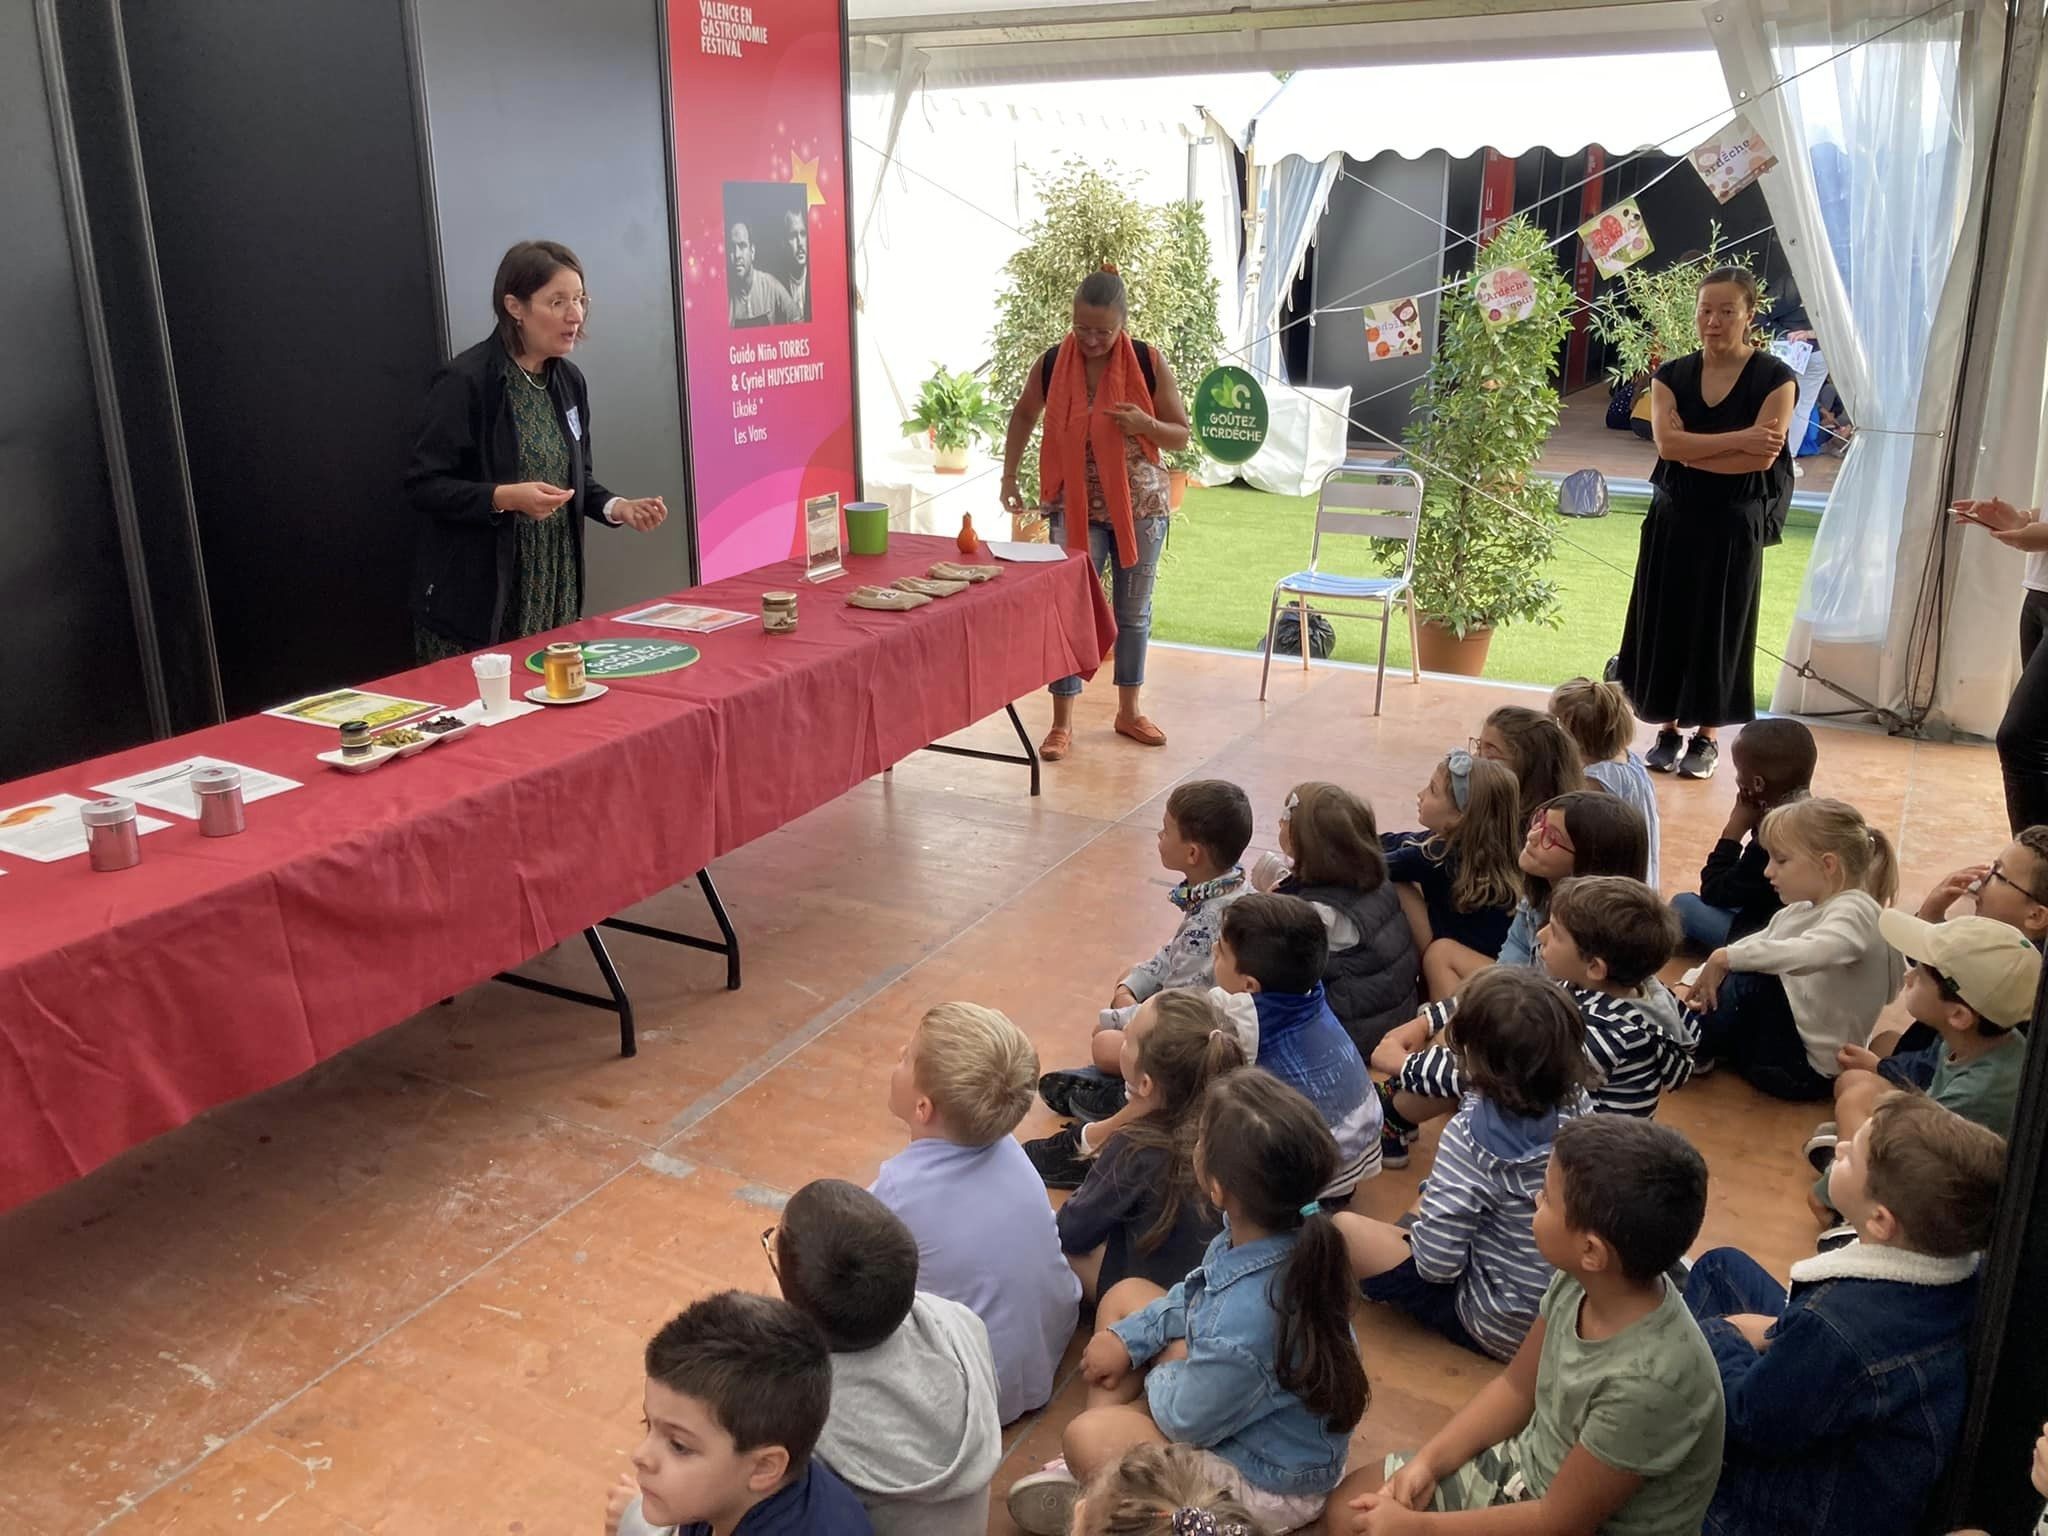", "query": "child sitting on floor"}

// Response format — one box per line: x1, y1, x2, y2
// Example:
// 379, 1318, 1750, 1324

1916, 824, 2048, 939
1474, 705, 1588, 825
1673, 718, 1817, 954
1415, 788, 1652, 995
1067, 1444, 1263, 1536
1338, 968, 1591, 1362
769, 1180, 1001, 1536
1684, 1091, 2005, 1536
1687, 797, 1901, 1102
1383, 877, 1689, 1163
1384, 750, 1524, 999
1549, 676, 1662, 888
1006, 1070, 1370, 1536
1804, 912, 2036, 1240
1027, 988, 1239, 1299
605, 1291, 873, 1536
1331, 1117, 1722, 1535
871, 1002, 1080, 1424
1250, 781, 1420, 1058
1040, 779, 1254, 1124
